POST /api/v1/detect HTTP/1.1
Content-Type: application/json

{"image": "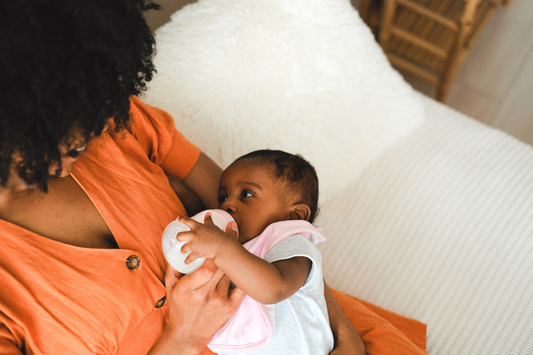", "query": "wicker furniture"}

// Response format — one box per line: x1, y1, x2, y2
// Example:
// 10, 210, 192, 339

360, 0, 509, 102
